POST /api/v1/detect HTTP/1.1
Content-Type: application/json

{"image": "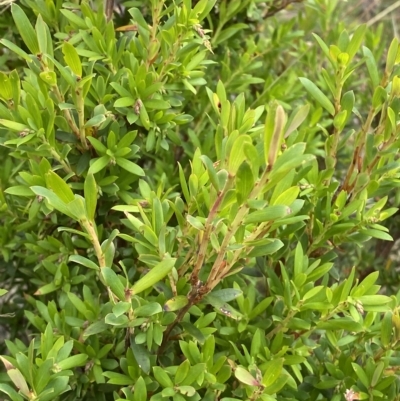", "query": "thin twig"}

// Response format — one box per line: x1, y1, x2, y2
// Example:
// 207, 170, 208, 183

105, 0, 114, 21
263, 0, 304, 18
367, 0, 400, 27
